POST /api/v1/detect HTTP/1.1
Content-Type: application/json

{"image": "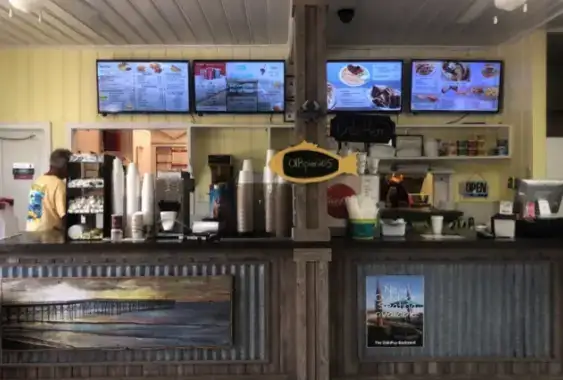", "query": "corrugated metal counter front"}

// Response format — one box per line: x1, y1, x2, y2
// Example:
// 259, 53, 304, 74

0, 238, 297, 380
330, 242, 563, 380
